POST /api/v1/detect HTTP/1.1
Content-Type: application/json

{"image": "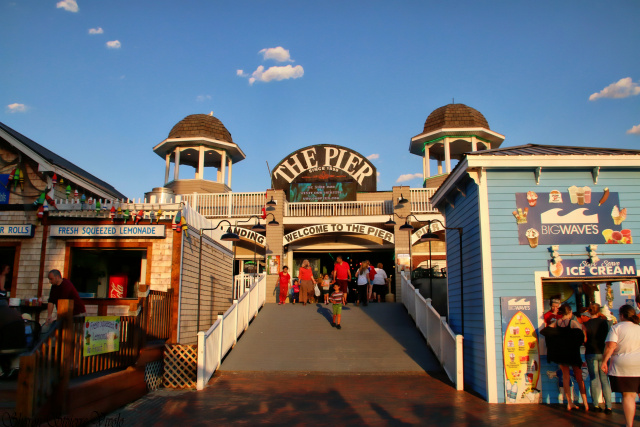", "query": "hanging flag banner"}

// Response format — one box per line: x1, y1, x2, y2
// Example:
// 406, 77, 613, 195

501, 297, 541, 404
83, 317, 121, 357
